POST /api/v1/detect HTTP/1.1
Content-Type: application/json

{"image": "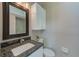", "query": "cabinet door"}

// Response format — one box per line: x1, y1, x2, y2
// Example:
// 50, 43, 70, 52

36, 3, 43, 30
28, 46, 43, 57
31, 3, 46, 30
40, 7, 46, 29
